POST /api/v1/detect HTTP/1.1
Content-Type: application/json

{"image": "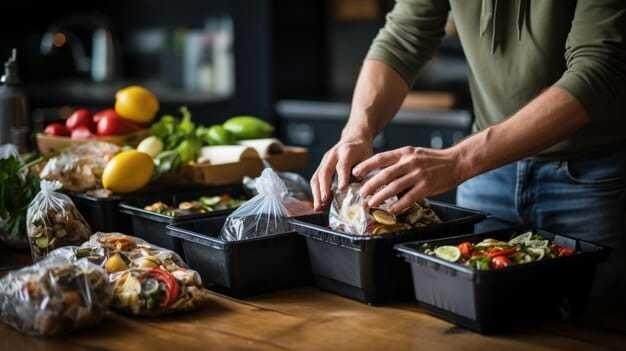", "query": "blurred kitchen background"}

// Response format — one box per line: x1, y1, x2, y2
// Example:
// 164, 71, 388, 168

1, 0, 471, 202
